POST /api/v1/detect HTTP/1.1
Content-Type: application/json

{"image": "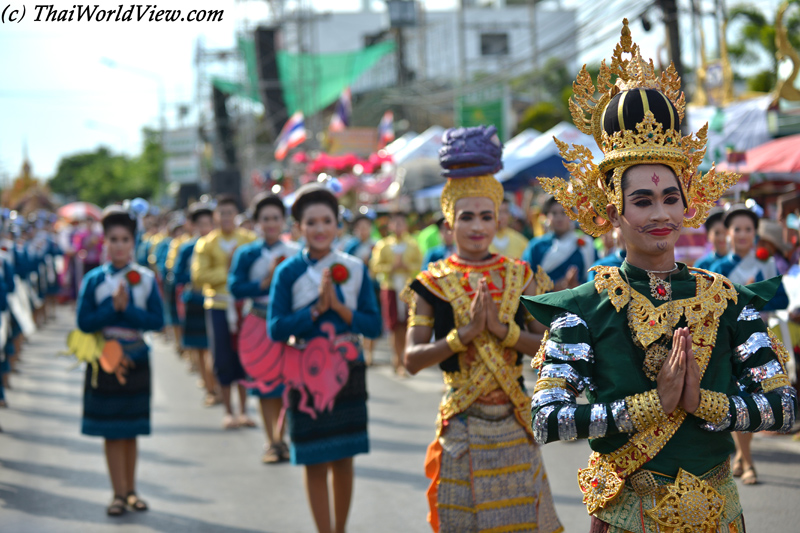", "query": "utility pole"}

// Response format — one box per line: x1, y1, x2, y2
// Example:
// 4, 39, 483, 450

528, 0, 539, 102
658, 0, 684, 83
457, 0, 466, 126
